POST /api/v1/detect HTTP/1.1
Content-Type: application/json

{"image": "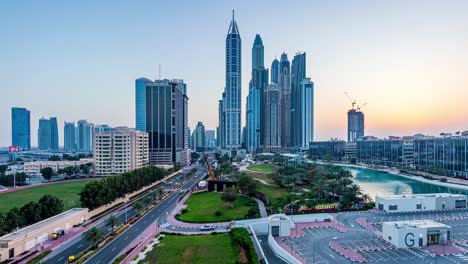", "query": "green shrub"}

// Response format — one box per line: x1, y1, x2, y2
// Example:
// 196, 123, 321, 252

180, 208, 188, 214
214, 210, 223, 216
